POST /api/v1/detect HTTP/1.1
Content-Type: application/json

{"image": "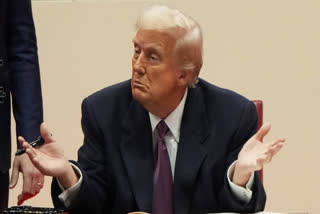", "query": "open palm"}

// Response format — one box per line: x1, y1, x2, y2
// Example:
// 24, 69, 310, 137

233, 123, 285, 186
20, 124, 70, 178
237, 123, 285, 172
